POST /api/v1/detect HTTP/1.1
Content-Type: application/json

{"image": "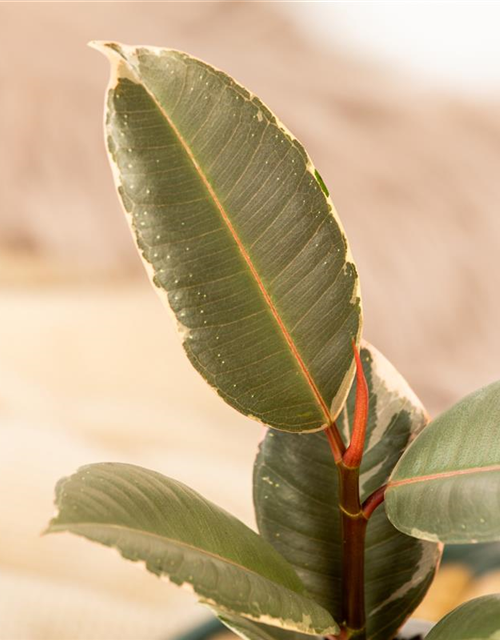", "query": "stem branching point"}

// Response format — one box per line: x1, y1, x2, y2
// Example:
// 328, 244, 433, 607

362, 484, 387, 520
